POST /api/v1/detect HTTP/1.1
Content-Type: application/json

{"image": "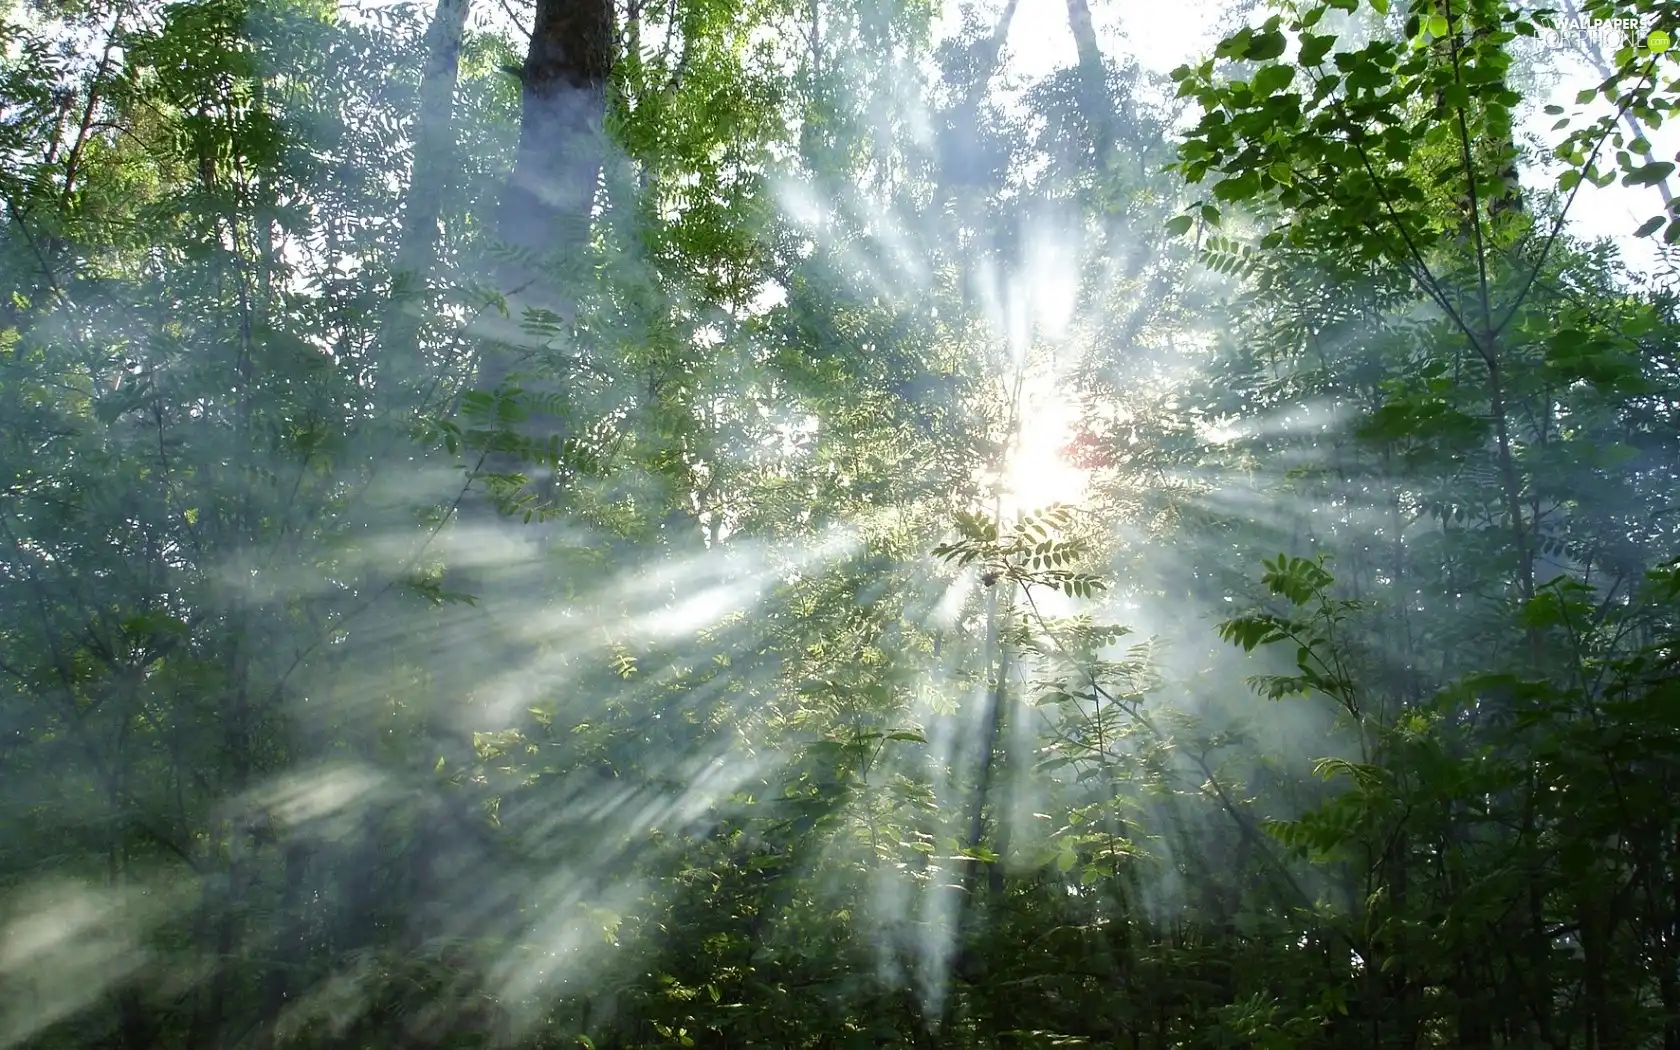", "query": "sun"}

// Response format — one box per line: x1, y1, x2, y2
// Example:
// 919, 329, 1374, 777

1000, 376, 1089, 514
